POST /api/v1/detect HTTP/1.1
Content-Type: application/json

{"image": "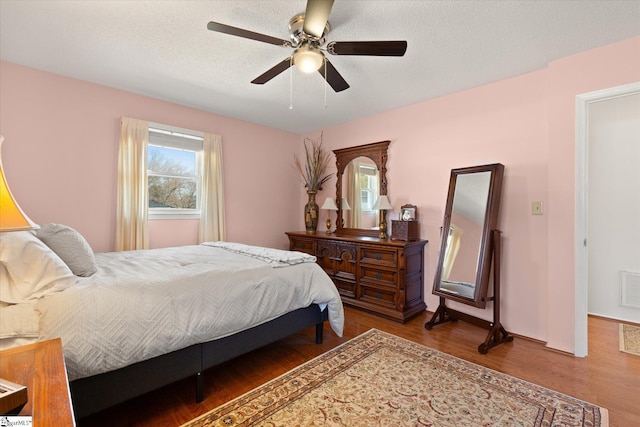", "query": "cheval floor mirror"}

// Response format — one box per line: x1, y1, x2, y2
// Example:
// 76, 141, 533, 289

425, 163, 513, 353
